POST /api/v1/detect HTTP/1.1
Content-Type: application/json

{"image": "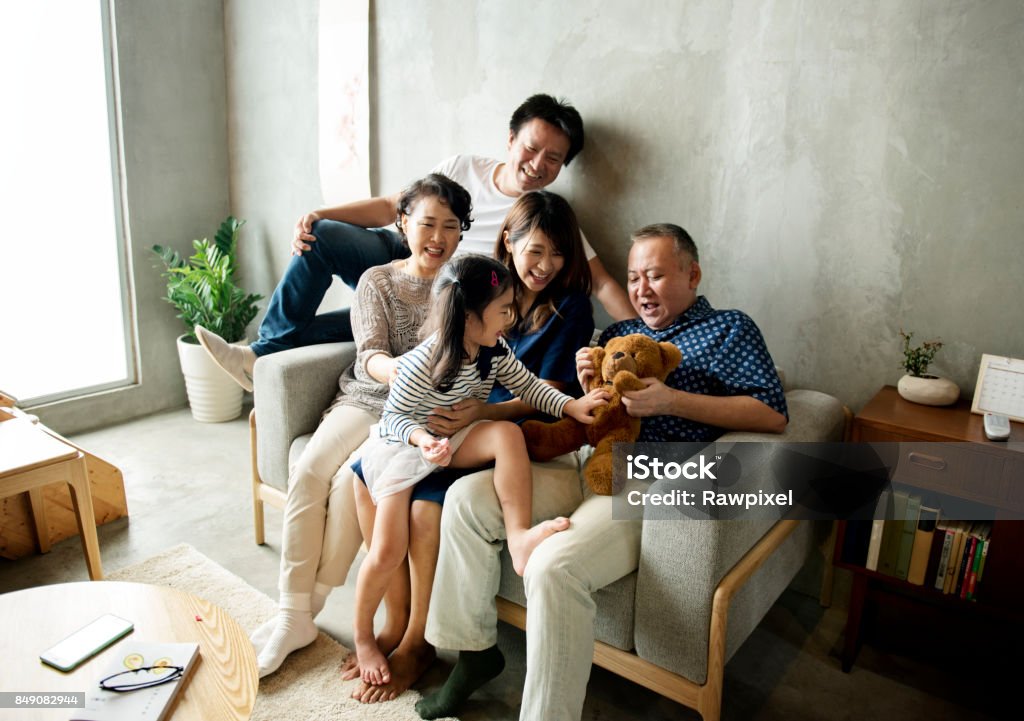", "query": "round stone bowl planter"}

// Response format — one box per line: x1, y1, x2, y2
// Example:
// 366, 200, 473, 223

176, 335, 244, 422
897, 374, 960, 407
